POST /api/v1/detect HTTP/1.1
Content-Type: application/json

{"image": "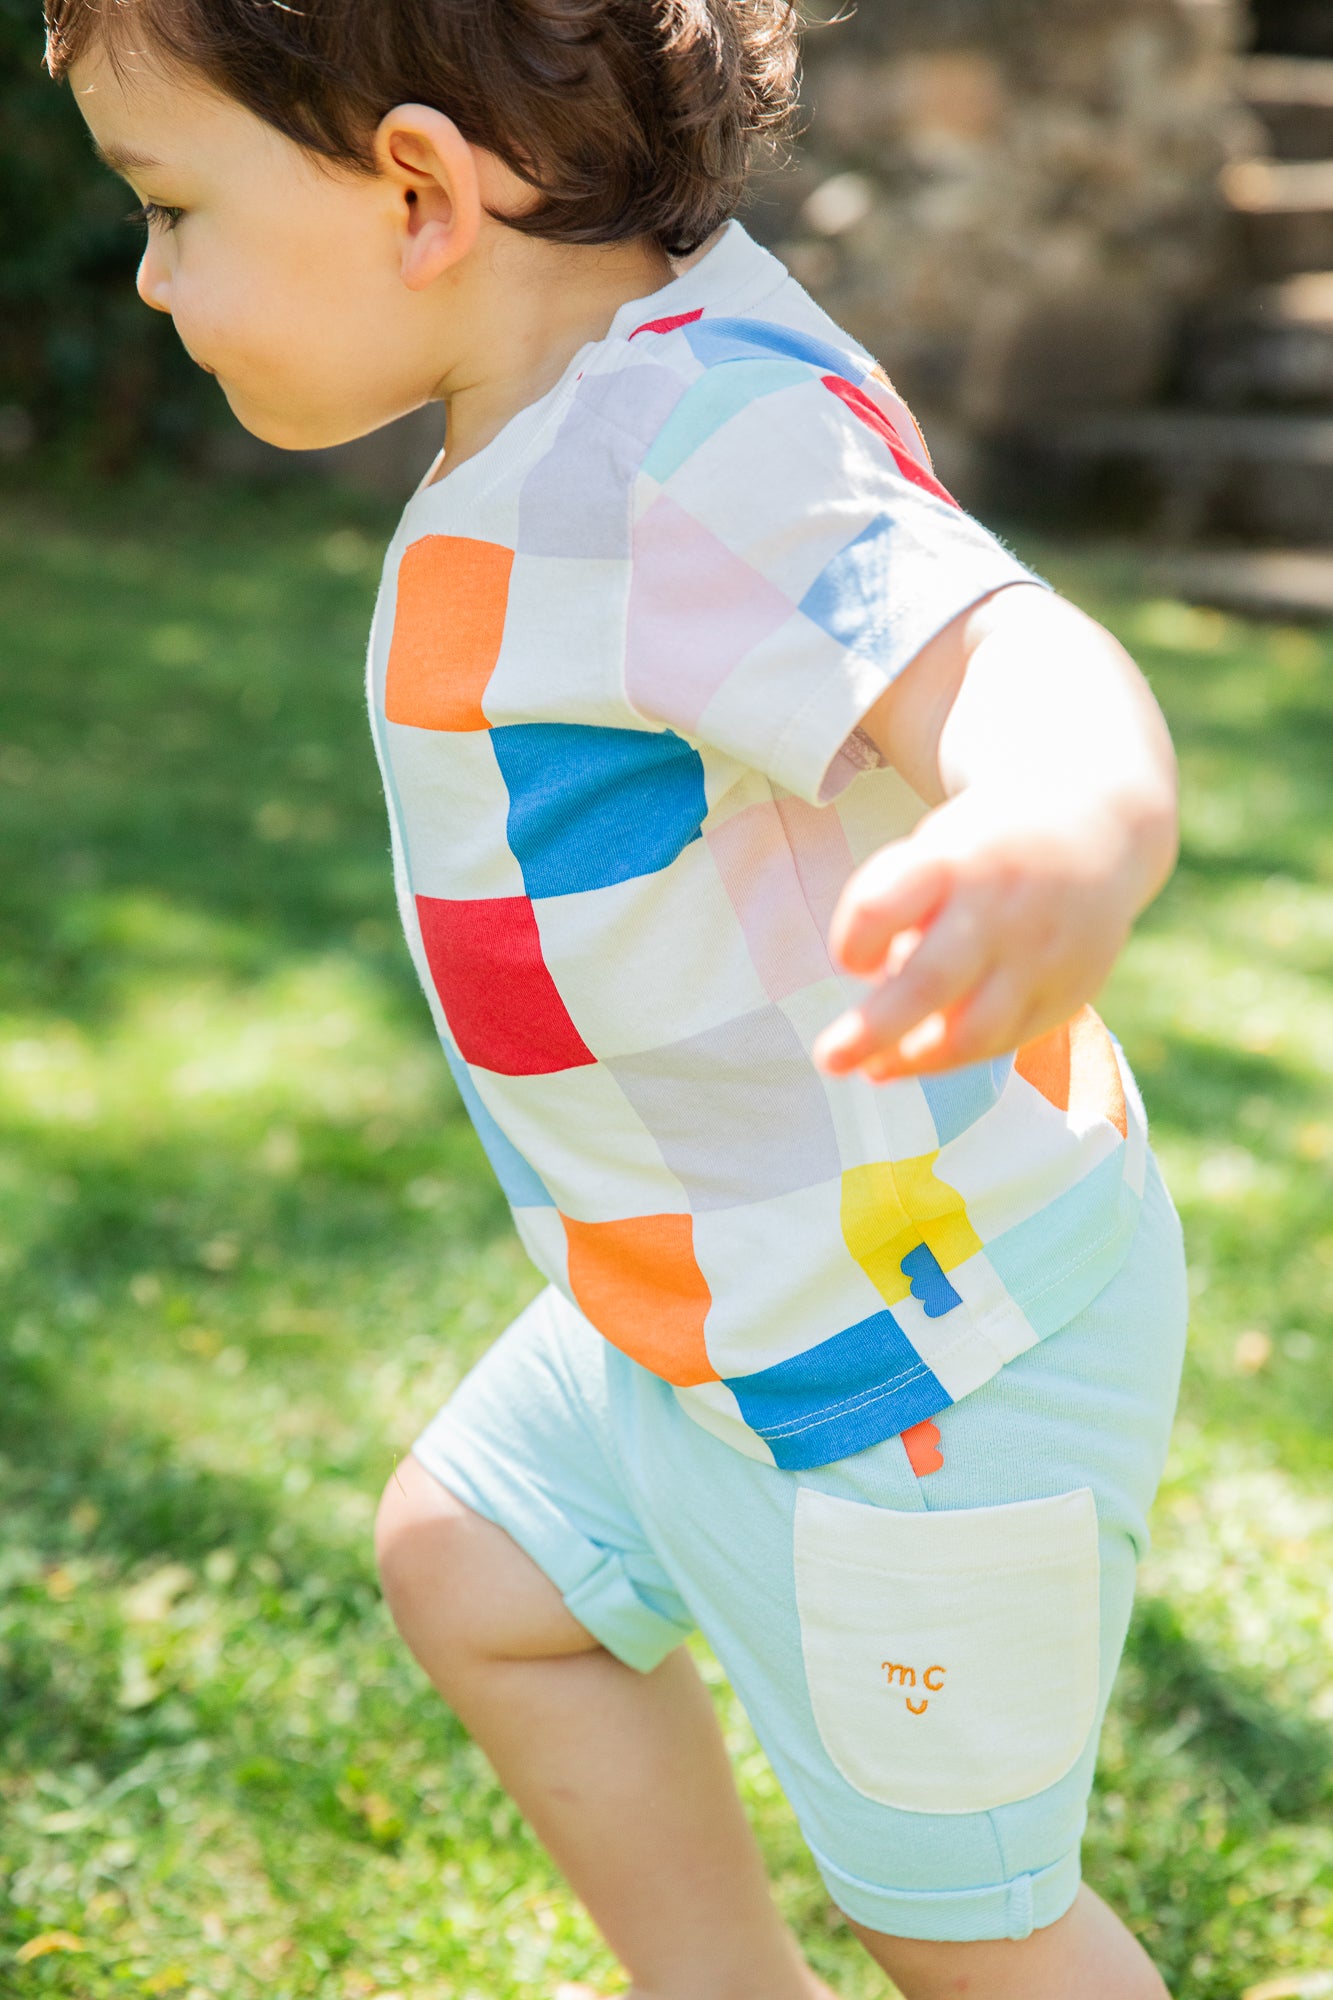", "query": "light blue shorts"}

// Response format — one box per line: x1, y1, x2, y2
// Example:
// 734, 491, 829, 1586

414, 1156, 1187, 1945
